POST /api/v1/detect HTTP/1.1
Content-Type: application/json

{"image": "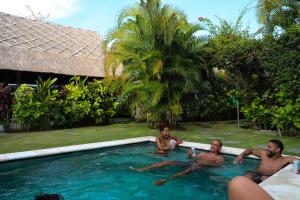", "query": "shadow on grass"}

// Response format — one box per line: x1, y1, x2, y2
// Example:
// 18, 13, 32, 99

193, 123, 212, 128
240, 125, 251, 129
224, 121, 236, 124
173, 123, 187, 130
